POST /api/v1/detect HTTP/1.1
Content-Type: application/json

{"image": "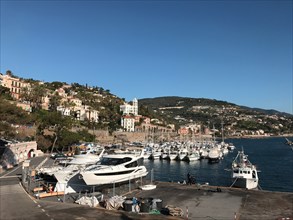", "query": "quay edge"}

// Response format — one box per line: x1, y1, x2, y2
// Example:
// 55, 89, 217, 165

28, 181, 293, 220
